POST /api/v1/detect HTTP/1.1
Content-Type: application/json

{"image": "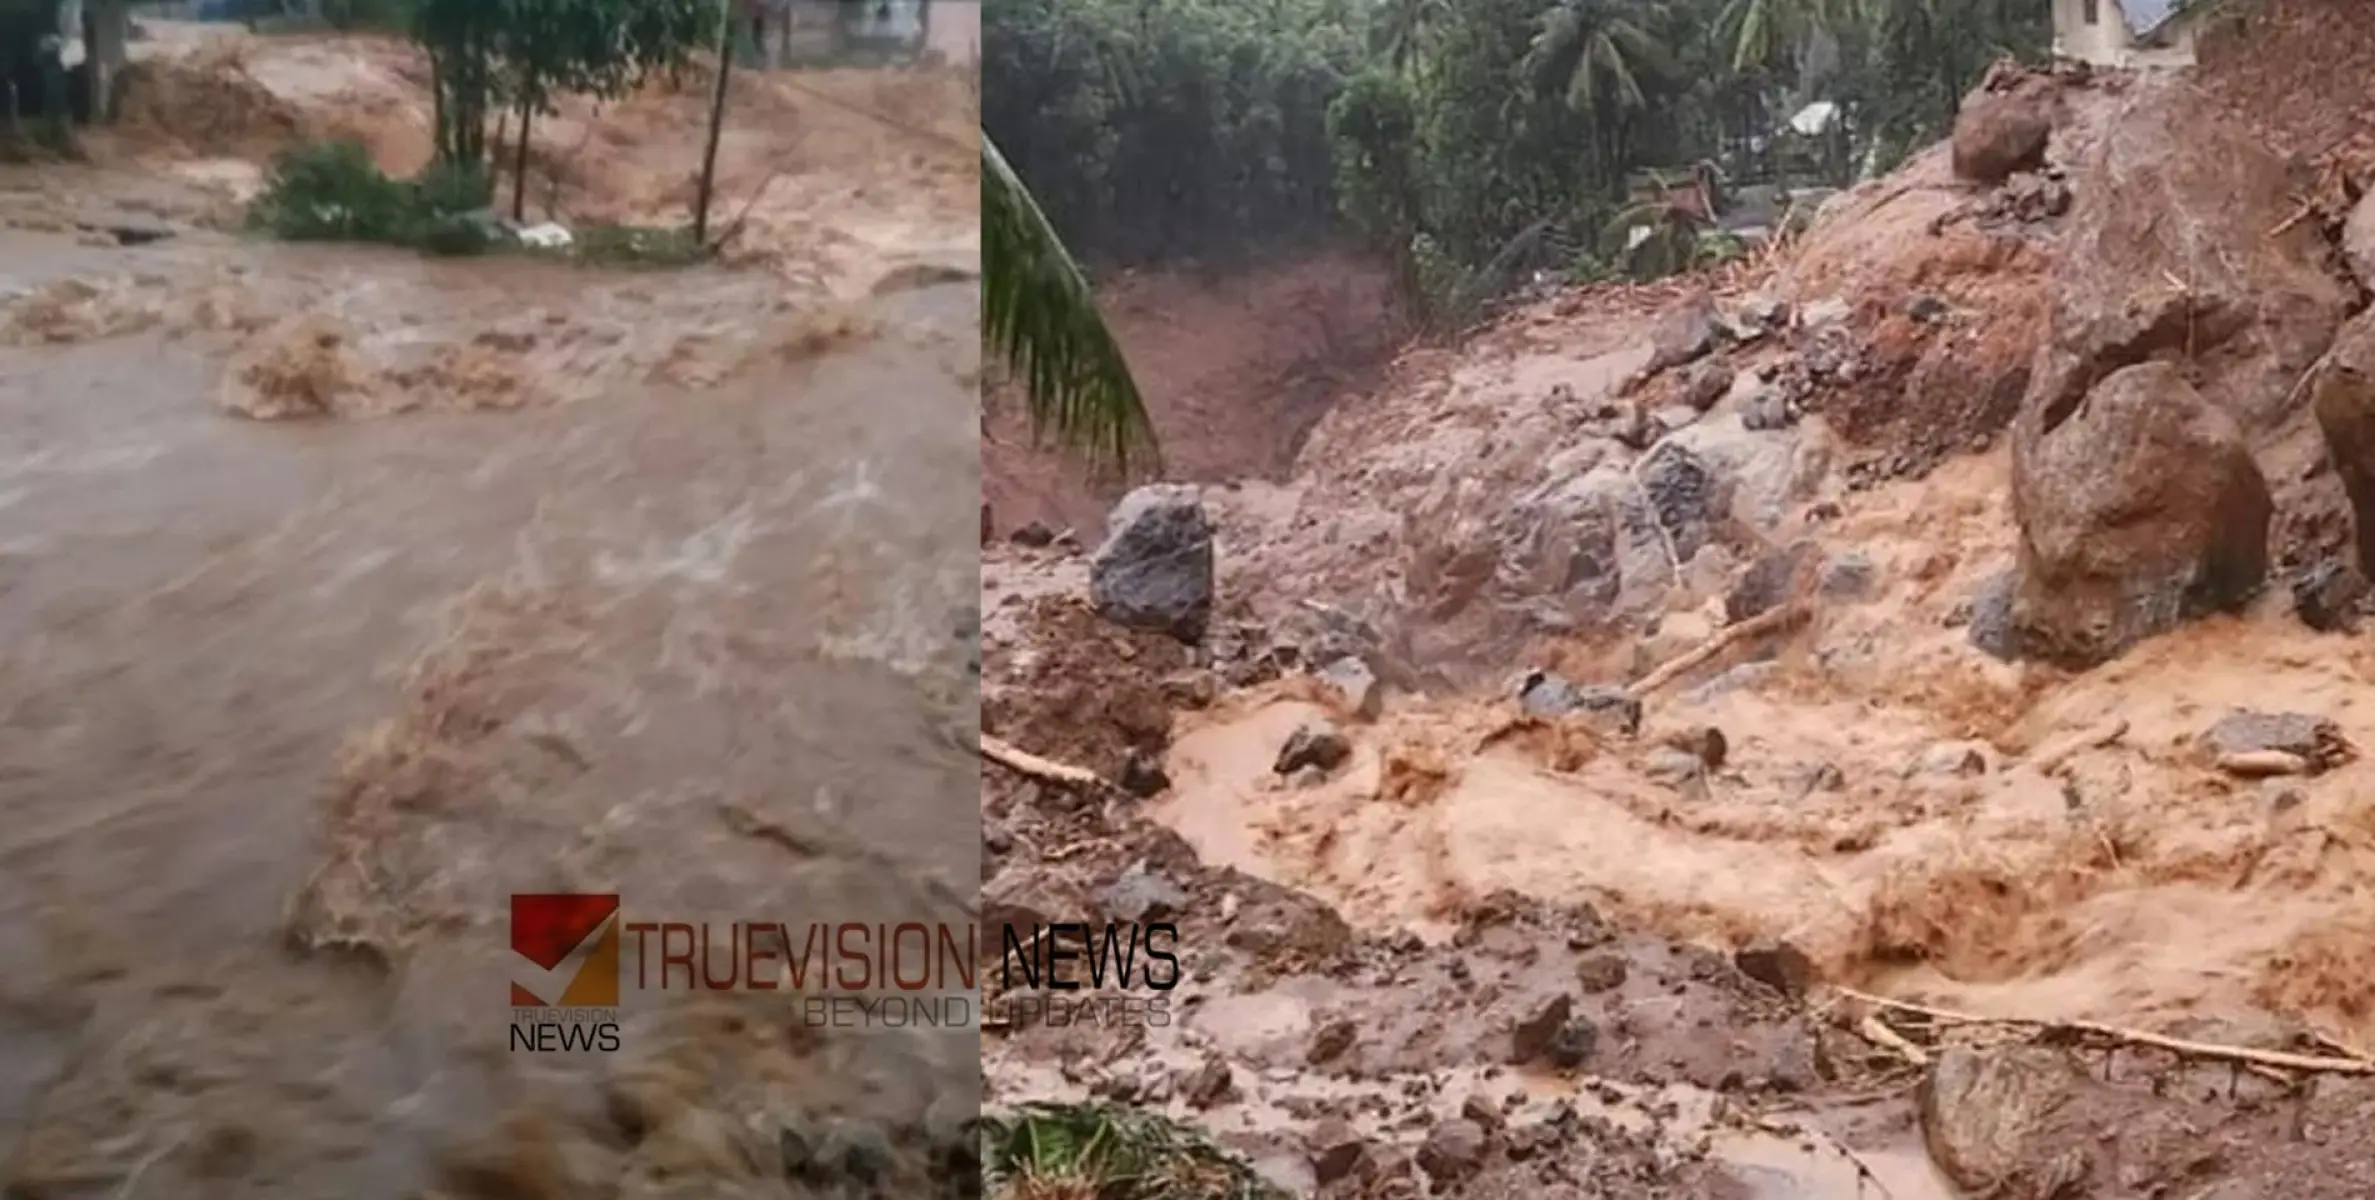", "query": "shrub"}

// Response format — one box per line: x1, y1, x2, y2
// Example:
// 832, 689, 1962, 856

247, 138, 414, 243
